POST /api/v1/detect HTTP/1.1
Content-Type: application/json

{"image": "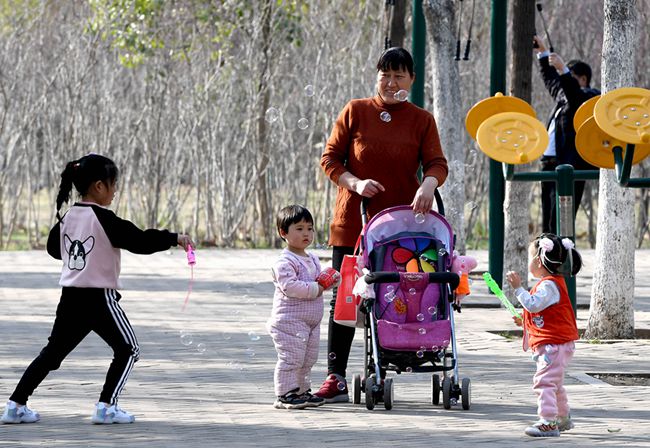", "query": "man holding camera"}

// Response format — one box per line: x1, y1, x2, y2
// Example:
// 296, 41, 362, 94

534, 35, 600, 234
